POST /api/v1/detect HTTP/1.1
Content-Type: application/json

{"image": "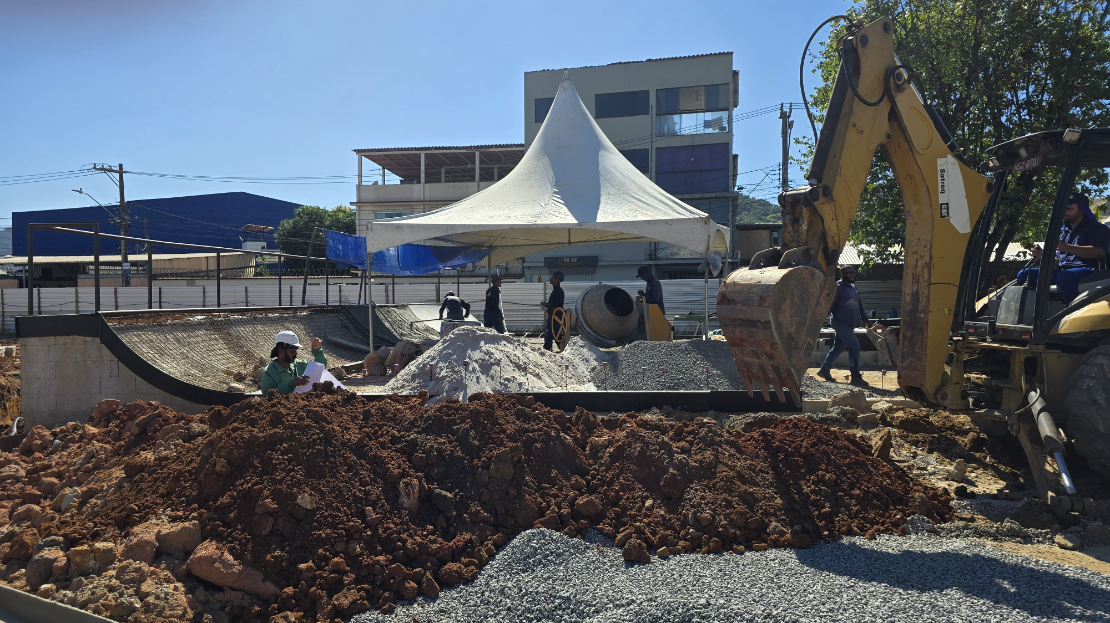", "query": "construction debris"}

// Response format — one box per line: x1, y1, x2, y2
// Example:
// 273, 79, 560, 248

0, 390, 945, 620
